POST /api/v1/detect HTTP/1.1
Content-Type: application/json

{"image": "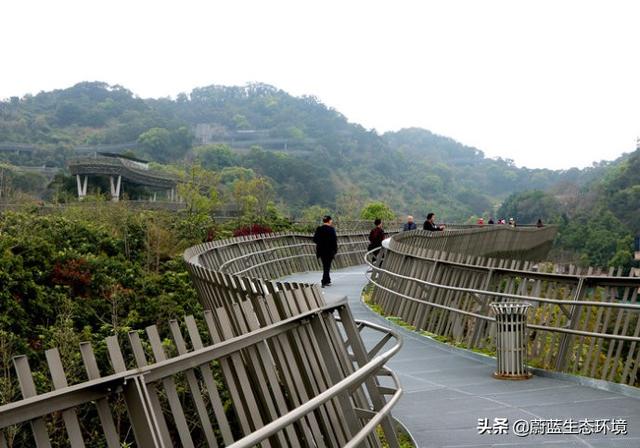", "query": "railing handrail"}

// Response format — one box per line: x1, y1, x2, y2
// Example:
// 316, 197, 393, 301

0, 298, 402, 430
364, 249, 640, 344
387, 240, 640, 287
228, 319, 403, 448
